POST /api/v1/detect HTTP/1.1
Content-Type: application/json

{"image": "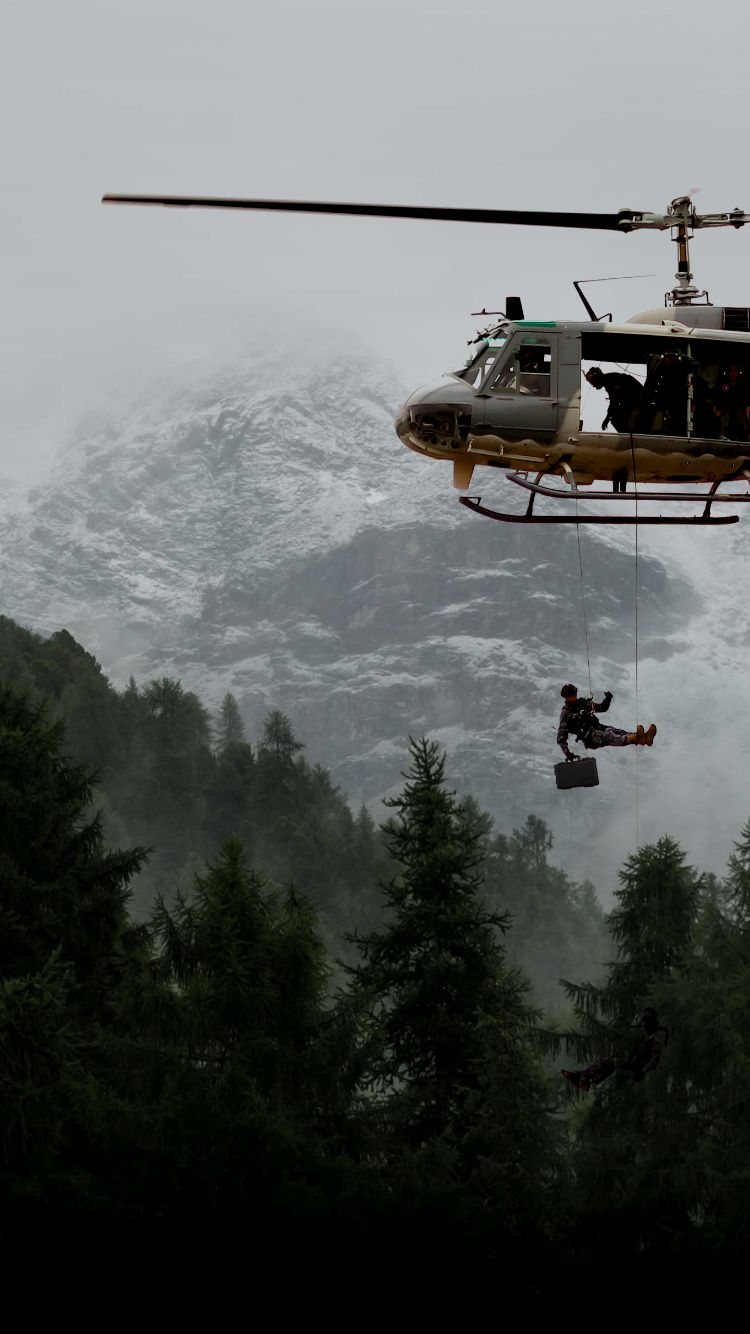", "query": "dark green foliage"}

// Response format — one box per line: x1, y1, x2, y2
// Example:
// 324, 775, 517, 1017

0, 681, 151, 1220
259, 708, 304, 761
348, 737, 561, 1248
7, 607, 750, 1282
148, 839, 356, 1218
0, 958, 78, 1185
0, 619, 391, 939
657, 820, 750, 1257
0, 684, 146, 1006
558, 836, 702, 1261
216, 691, 246, 749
